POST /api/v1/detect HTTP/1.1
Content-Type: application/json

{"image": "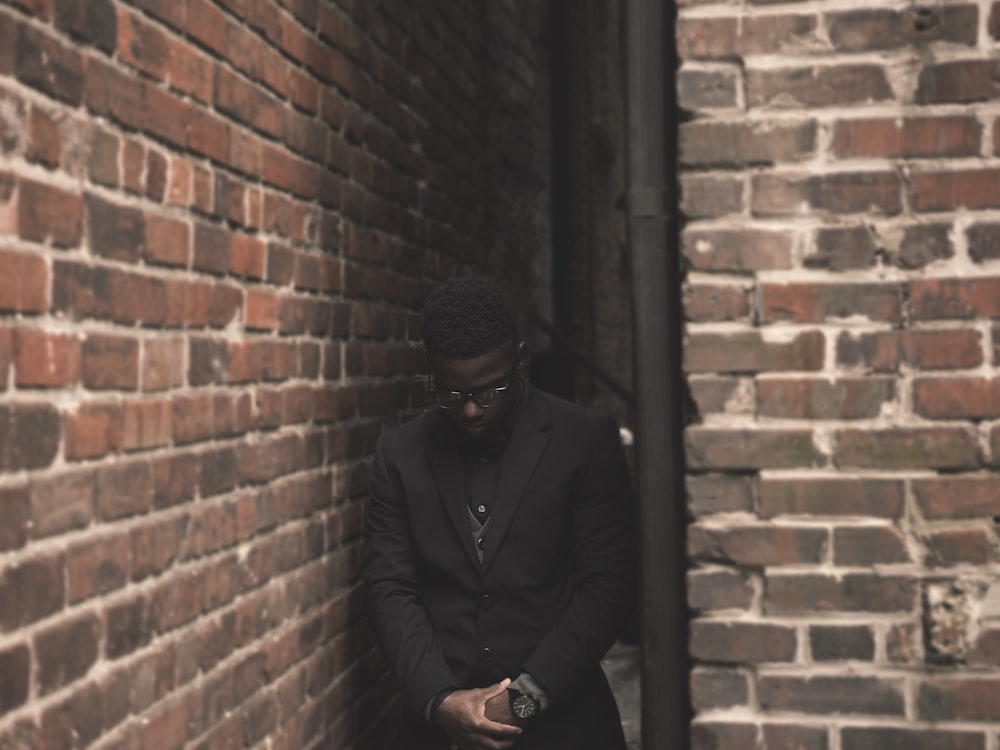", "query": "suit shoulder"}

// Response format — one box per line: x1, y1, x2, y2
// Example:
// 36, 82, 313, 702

378, 409, 436, 453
